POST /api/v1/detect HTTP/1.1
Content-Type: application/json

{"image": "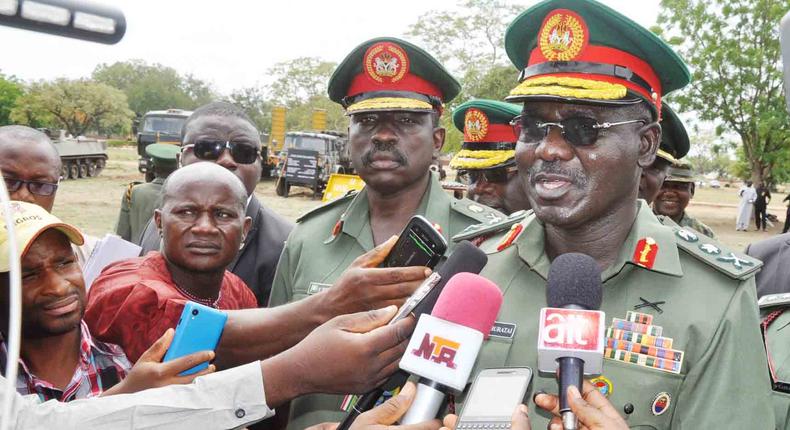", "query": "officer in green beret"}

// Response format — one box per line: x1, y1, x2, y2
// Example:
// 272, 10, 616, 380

268, 37, 506, 429
639, 104, 689, 205
653, 160, 717, 239
454, 1, 773, 429
450, 99, 531, 215
115, 143, 179, 243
